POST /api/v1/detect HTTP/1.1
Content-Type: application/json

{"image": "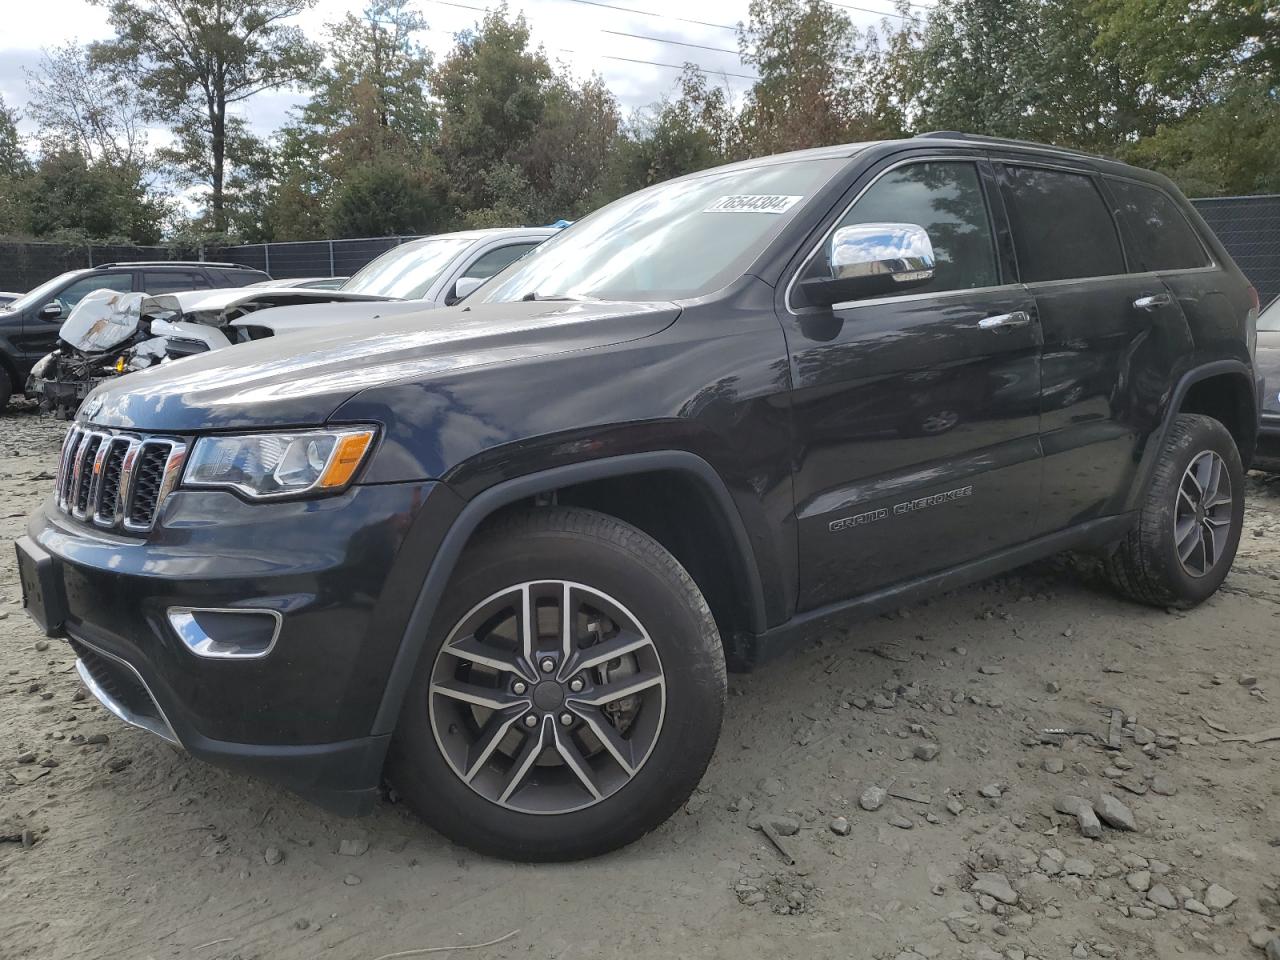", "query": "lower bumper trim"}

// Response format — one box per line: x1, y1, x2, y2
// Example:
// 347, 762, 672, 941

73, 640, 181, 746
